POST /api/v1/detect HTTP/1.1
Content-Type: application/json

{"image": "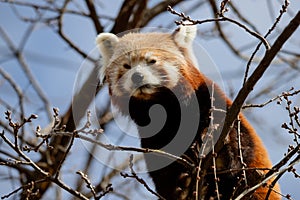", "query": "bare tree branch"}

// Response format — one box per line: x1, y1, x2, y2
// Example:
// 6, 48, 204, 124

0, 27, 52, 120
1, 1, 299, 199
85, 0, 103, 34
212, 10, 300, 157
